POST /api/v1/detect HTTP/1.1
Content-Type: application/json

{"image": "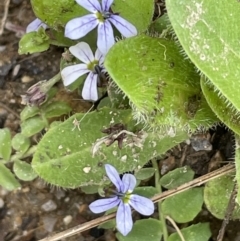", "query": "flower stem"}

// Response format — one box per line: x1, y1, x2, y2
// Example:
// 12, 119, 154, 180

153, 159, 168, 240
